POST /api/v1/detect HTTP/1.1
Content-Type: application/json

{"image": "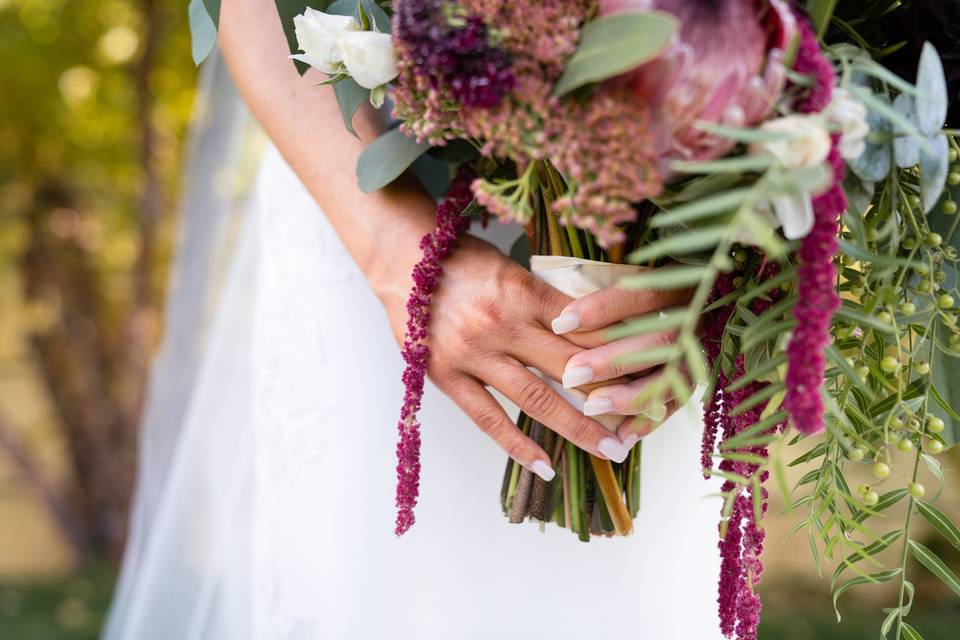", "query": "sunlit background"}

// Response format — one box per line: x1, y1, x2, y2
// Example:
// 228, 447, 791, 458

0, 1, 958, 639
